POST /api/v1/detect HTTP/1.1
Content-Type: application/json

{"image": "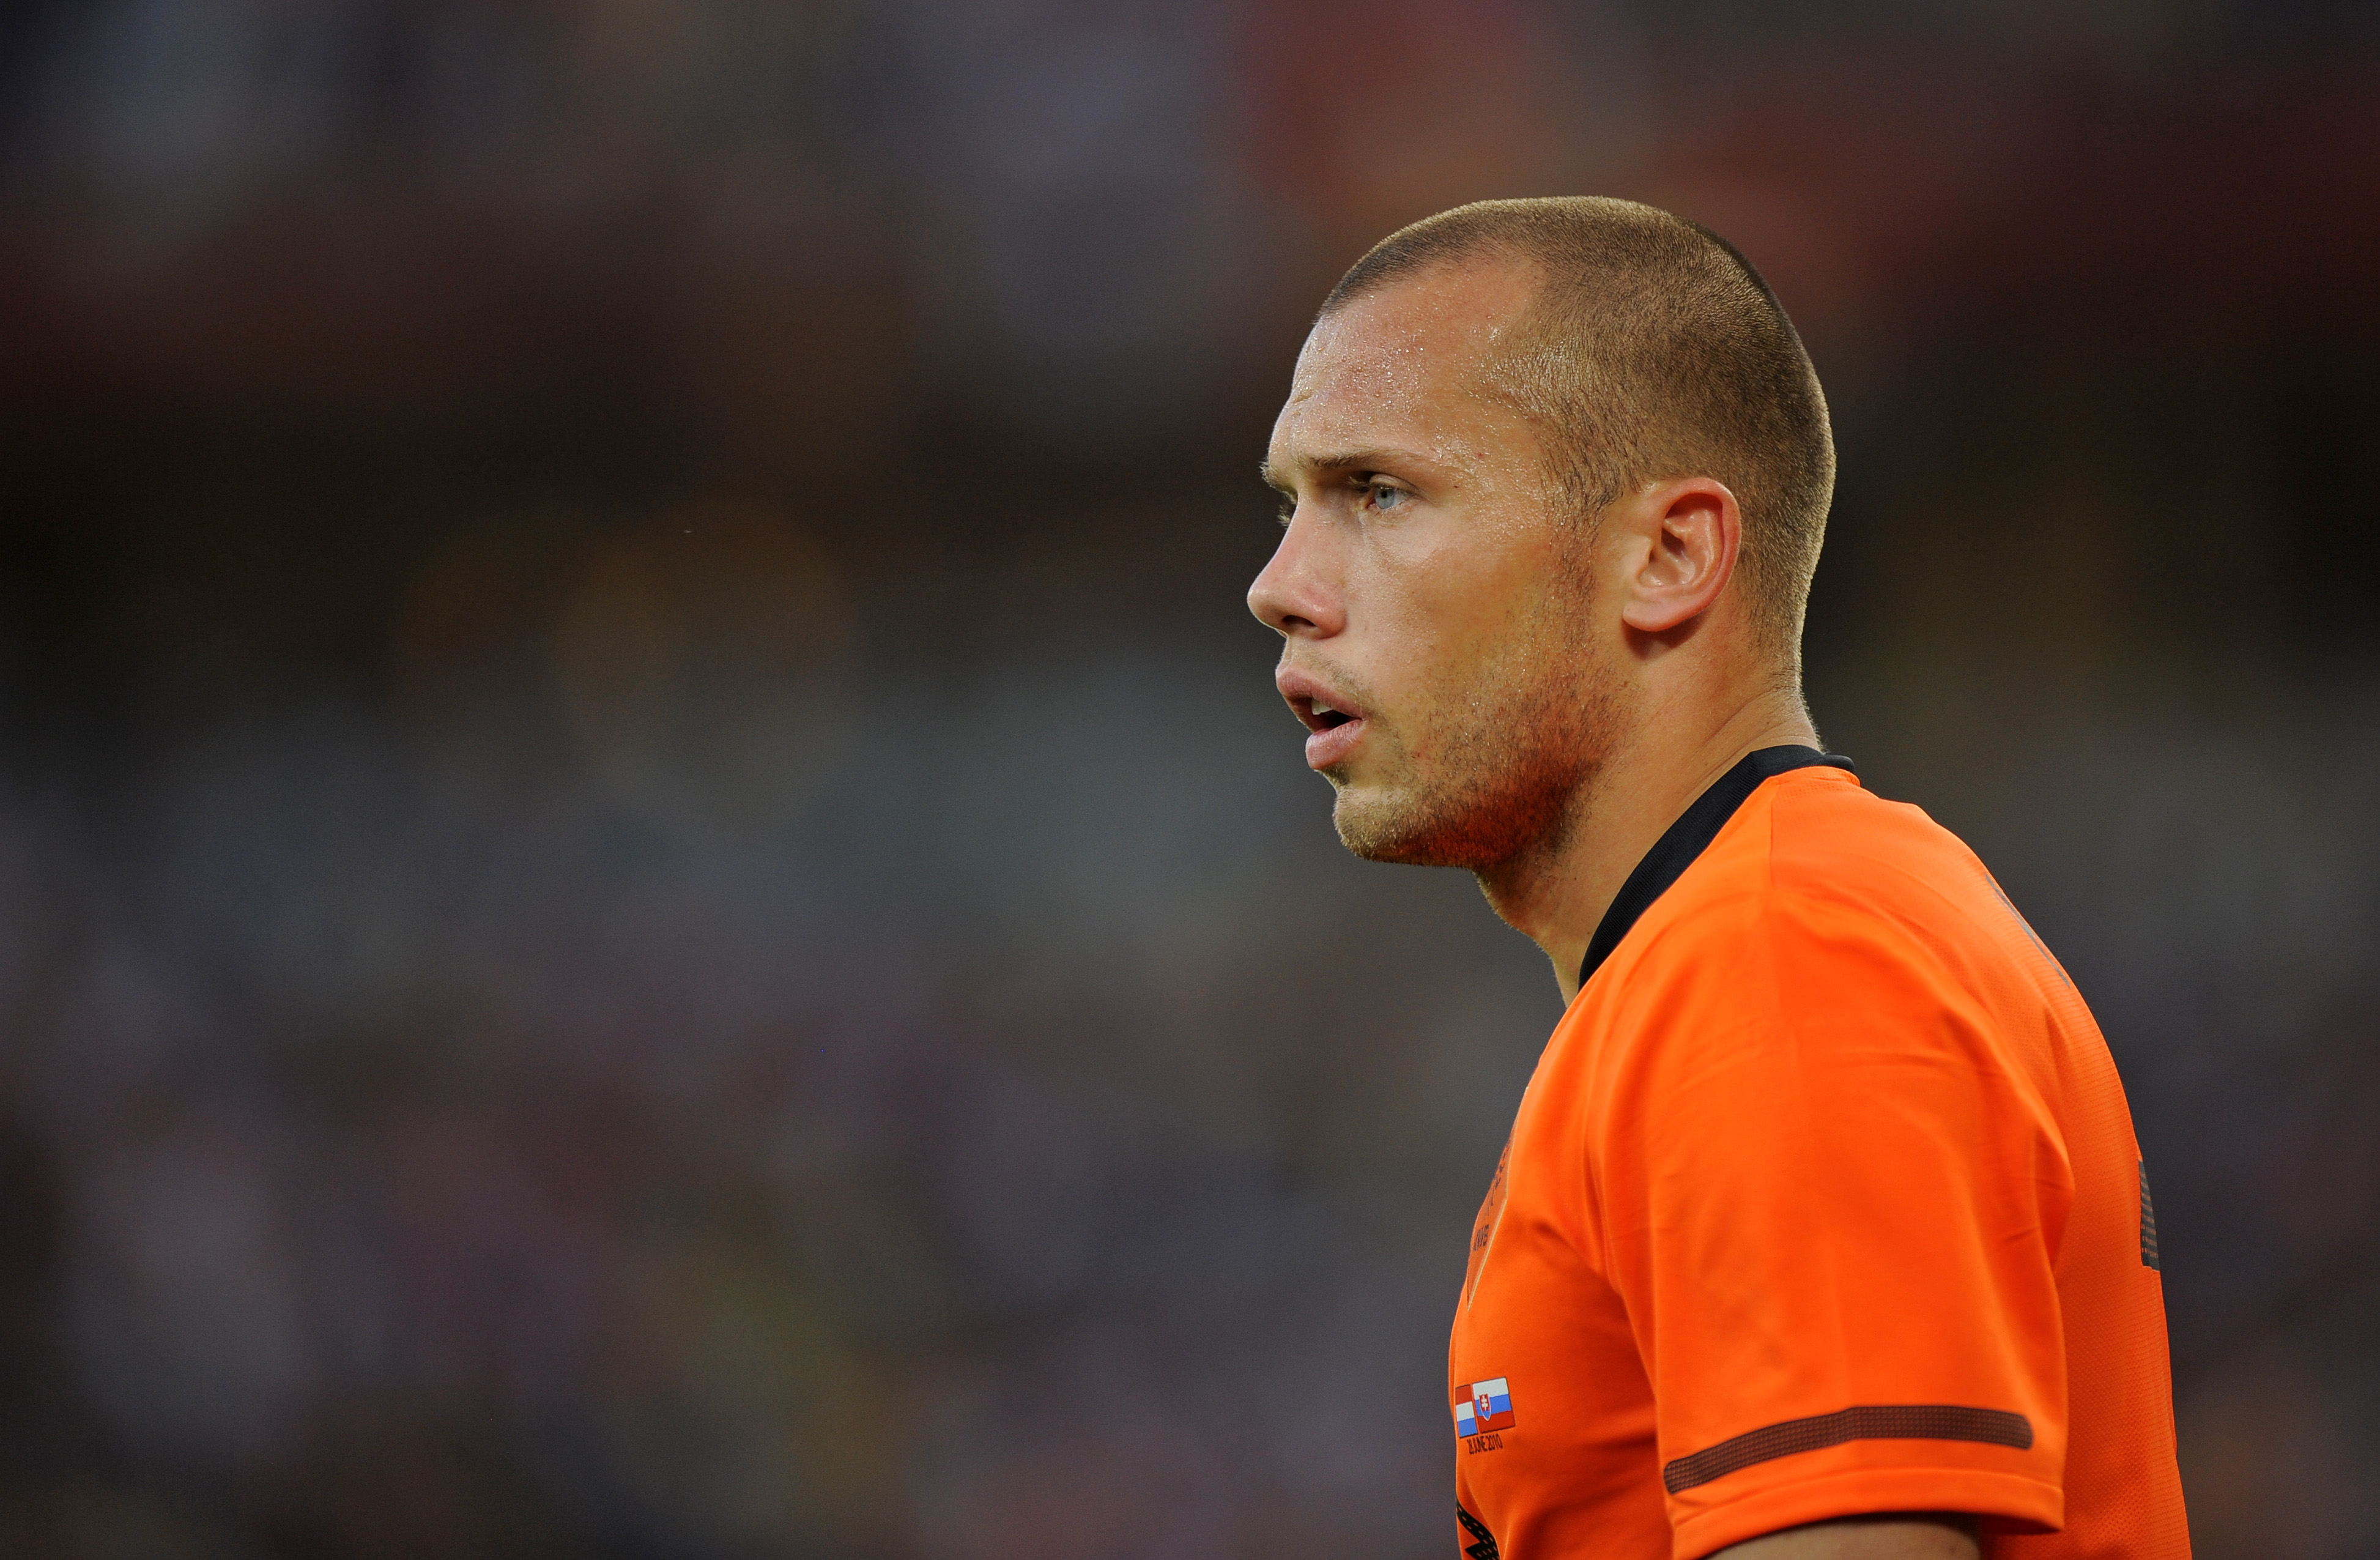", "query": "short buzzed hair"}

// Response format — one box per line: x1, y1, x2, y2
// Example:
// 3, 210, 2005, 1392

1322, 197, 1834, 668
